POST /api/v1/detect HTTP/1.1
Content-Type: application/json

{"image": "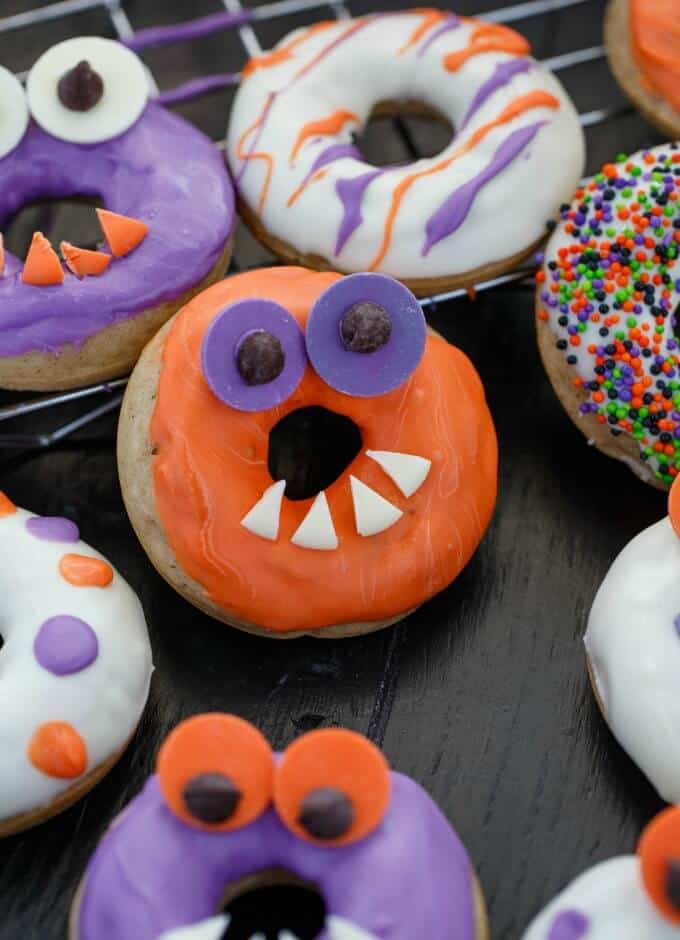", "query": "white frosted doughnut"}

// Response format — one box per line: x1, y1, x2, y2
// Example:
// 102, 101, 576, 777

0, 494, 152, 831
226, 10, 584, 282
26, 36, 149, 144
0, 66, 29, 159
